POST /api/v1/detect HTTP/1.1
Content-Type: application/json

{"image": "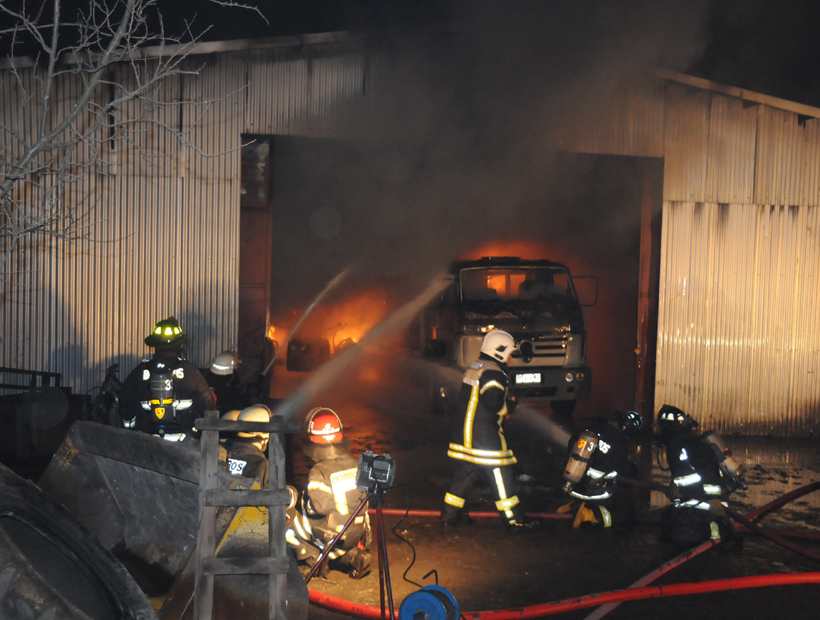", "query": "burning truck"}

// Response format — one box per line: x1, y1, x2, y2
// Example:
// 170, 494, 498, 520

423, 256, 594, 415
